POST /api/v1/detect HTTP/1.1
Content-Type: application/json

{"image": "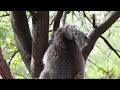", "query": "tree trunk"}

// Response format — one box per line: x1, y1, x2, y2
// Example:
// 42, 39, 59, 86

0, 46, 13, 79
10, 11, 32, 74
31, 11, 49, 78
